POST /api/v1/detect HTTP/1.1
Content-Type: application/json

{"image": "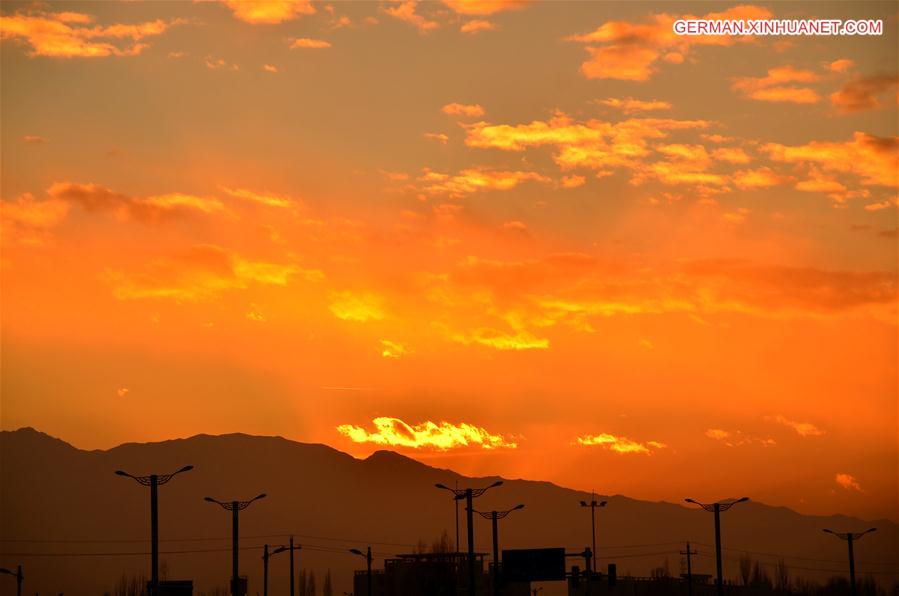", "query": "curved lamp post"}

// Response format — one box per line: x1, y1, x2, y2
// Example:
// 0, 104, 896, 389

823, 527, 877, 596
115, 465, 193, 594
685, 497, 749, 596
579, 493, 607, 574
205, 493, 267, 596
436, 481, 503, 596
474, 504, 525, 596
273, 538, 302, 596
349, 547, 373, 596
0, 566, 23, 596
